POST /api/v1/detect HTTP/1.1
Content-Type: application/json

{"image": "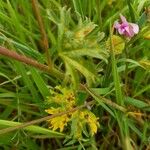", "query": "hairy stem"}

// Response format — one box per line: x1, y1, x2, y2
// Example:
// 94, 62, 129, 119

0, 46, 64, 79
